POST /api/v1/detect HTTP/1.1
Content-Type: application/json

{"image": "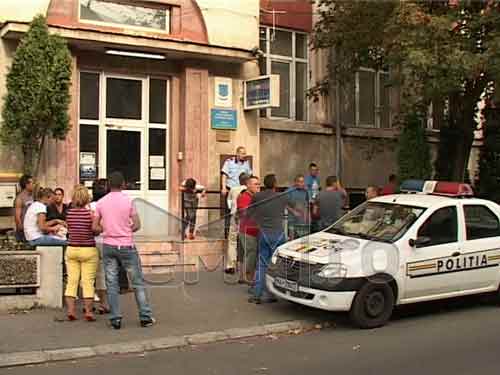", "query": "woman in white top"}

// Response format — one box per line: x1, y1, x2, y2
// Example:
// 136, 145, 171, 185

24, 187, 67, 246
